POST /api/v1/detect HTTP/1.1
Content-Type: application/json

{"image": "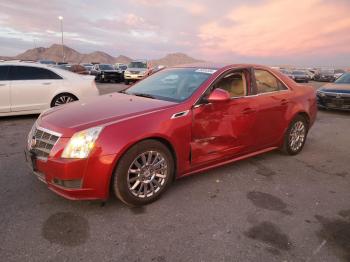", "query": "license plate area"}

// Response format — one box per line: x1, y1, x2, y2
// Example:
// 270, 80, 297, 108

25, 149, 37, 171
331, 98, 344, 107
